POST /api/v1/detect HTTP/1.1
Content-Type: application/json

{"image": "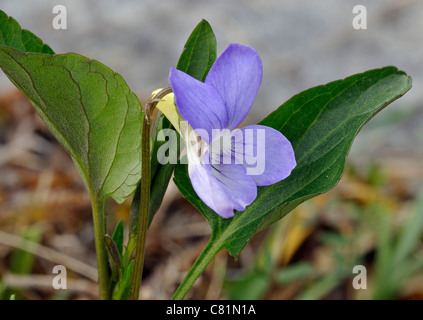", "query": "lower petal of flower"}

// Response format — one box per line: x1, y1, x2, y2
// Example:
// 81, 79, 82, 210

235, 125, 297, 186
210, 163, 257, 212
188, 160, 236, 218
187, 147, 257, 218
